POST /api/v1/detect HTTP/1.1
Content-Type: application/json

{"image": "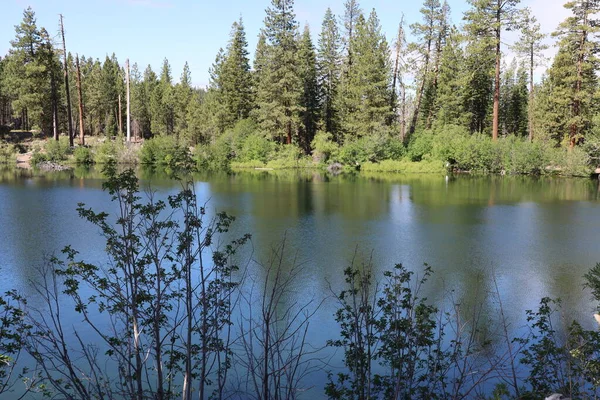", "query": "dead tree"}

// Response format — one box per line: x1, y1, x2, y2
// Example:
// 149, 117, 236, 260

59, 14, 74, 146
